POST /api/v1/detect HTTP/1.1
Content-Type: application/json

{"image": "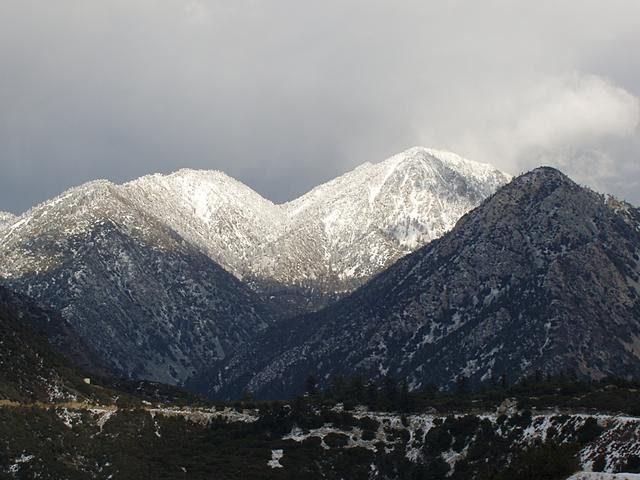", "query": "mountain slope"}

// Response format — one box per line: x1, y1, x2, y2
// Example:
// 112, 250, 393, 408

0, 285, 96, 402
0, 285, 105, 375
197, 167, 640, 399
0, 181, 275, 385
121, 169, 285, 281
